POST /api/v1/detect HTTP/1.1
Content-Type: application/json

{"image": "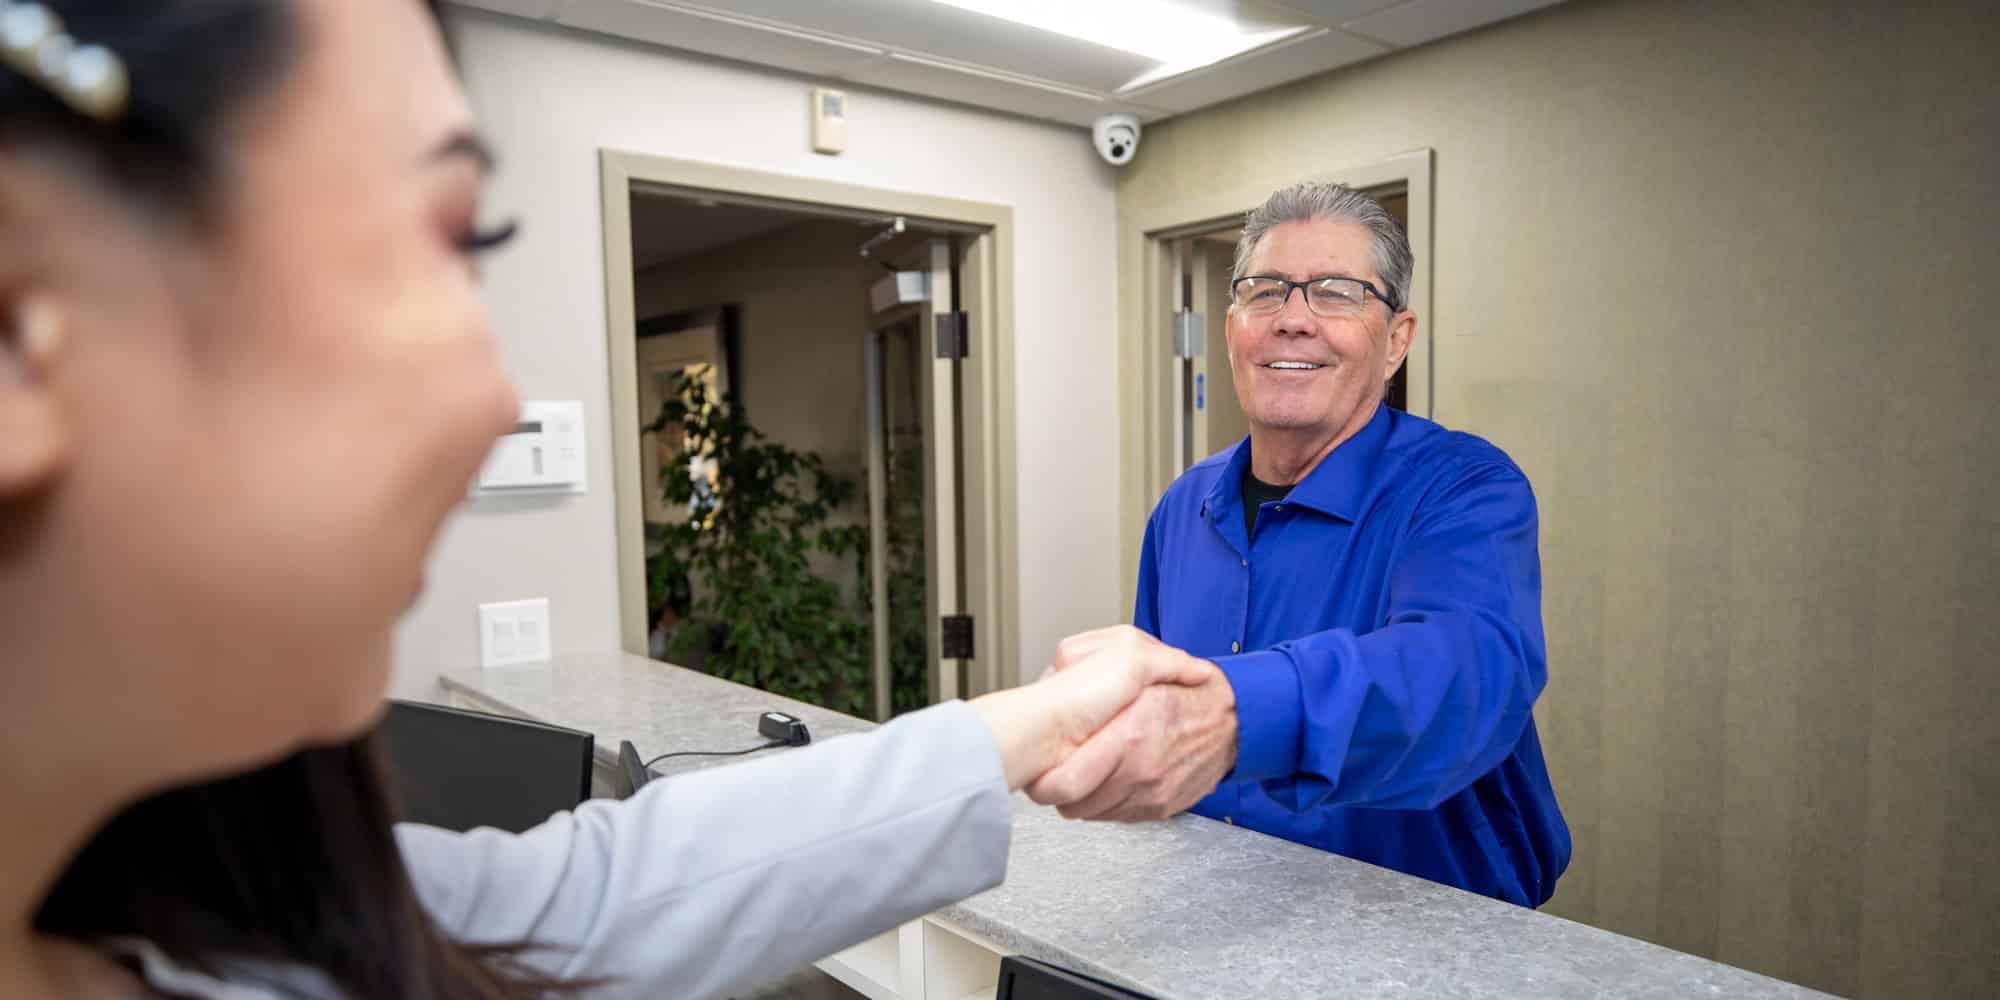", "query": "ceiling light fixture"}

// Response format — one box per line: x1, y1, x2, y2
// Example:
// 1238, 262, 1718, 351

928, 0, 1309, 90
